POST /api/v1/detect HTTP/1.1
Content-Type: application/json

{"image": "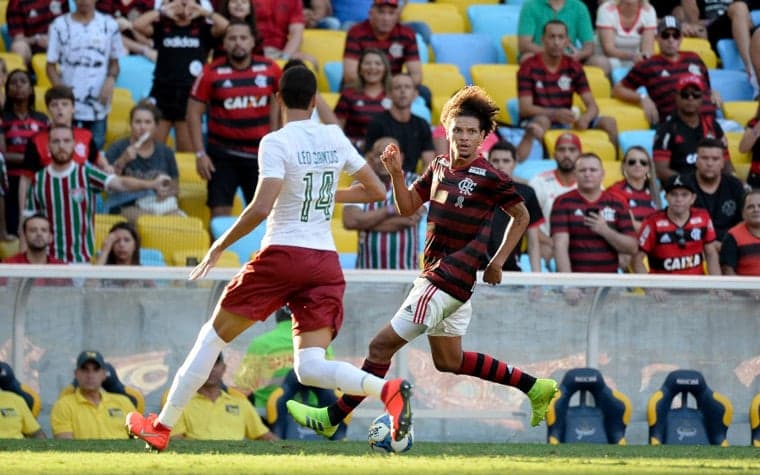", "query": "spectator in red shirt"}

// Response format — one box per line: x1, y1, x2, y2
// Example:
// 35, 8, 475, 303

7, 0, 69, 65
253, 0, 310, 63
3, 214, 66, 265
516, 20, 618, 162
634, 173, 719, 277
721, 190, 760, 276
